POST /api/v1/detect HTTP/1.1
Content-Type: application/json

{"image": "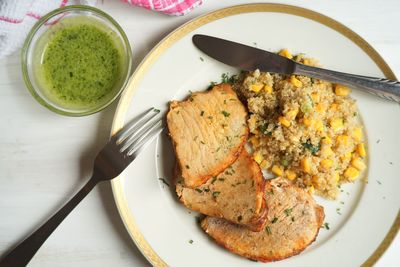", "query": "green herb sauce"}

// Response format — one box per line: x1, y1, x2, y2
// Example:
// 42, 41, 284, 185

40, 24, 121, 107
